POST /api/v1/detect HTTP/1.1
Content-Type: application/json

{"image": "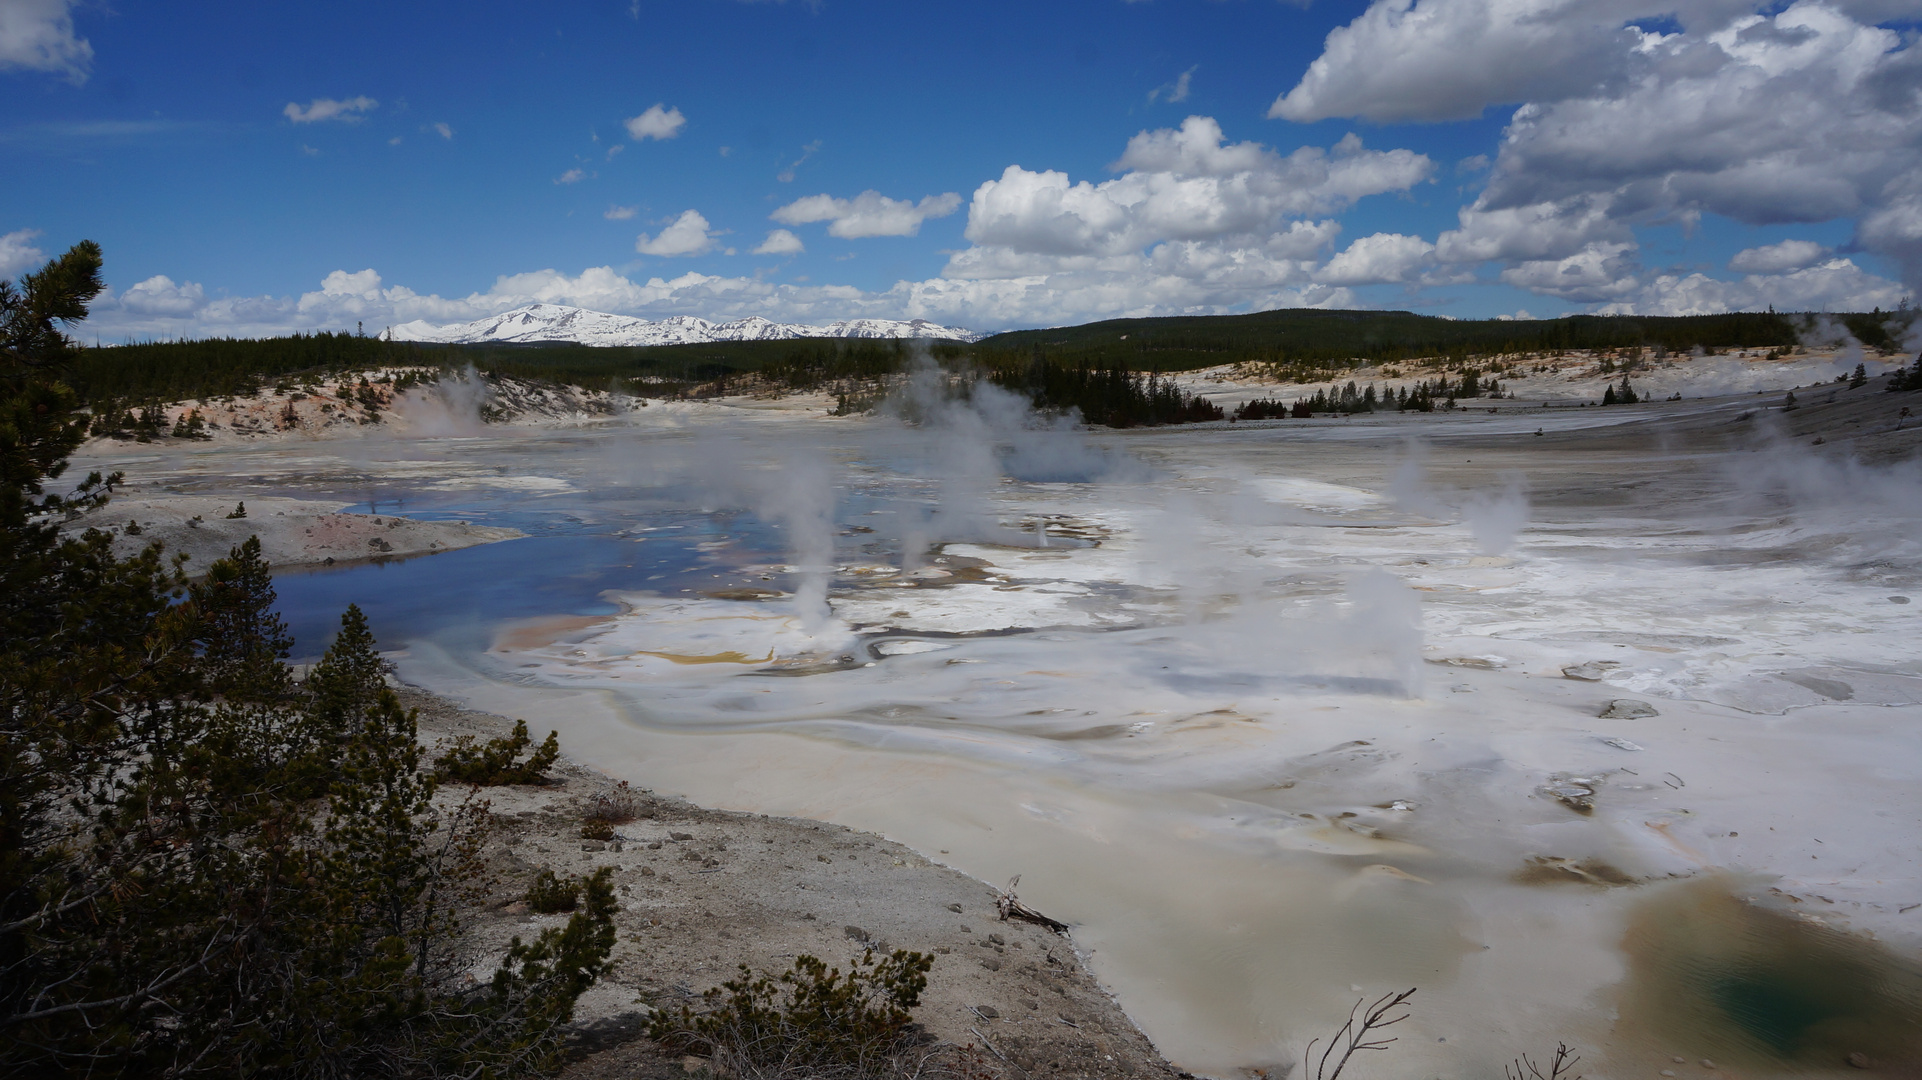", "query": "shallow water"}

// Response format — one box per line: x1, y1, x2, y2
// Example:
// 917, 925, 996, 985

78, 399, 1922, 1077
